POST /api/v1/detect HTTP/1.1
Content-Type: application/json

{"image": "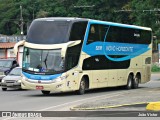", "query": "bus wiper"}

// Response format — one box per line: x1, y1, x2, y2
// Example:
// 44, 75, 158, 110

43, 51, 49, 69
